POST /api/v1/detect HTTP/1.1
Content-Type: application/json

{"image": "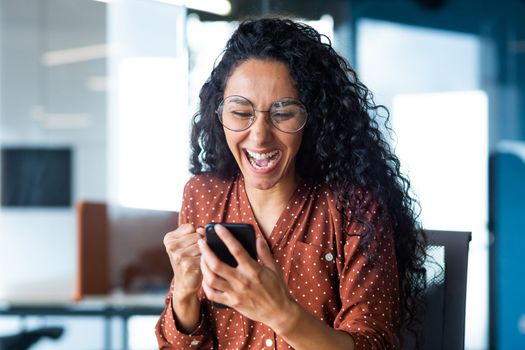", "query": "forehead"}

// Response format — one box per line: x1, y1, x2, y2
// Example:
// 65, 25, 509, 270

224, 59, 298, 101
